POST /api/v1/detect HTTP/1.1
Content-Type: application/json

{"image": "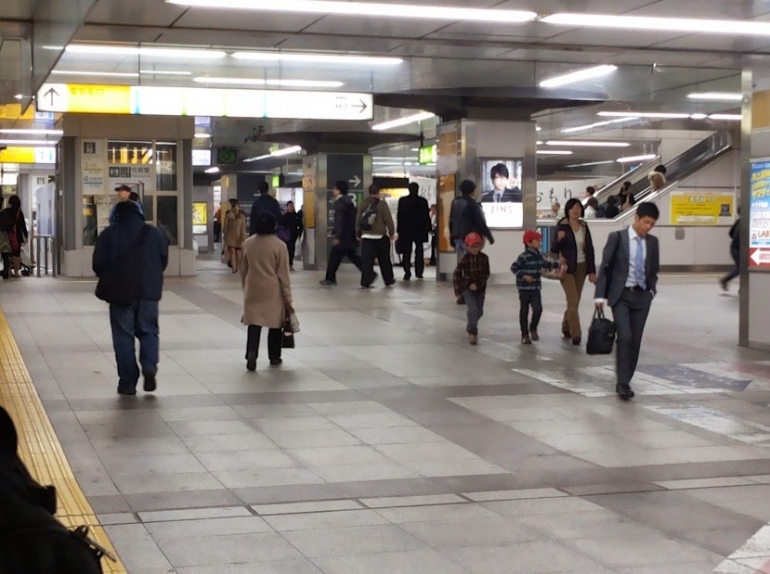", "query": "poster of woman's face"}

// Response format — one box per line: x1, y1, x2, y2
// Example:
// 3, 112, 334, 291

479, 159, 524, 229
